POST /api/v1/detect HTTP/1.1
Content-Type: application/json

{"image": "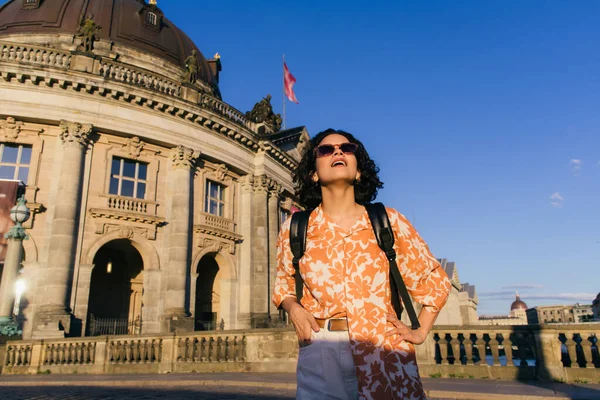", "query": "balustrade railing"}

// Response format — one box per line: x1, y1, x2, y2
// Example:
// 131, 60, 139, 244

98, 61, 181, 97
199, 212, 235, 232
42, 341, 95, 366
0, 41, 71, 69
4, 343, 32, 367
199, 94, 254, 130
176, 335, 245, 363
4, 324, 595, 380
106, 195, 149, 214
107, 338, 161, 364
433, 328, 537, 367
